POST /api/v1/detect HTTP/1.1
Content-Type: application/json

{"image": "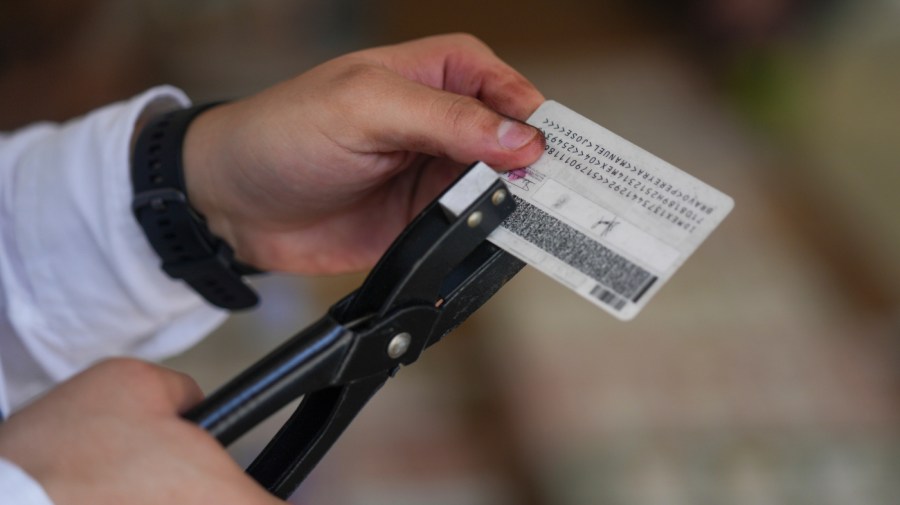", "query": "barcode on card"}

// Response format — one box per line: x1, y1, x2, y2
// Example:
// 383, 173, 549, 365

590, 285, 627, 311
503, 197, 658, 303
